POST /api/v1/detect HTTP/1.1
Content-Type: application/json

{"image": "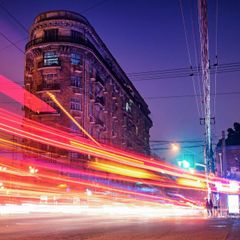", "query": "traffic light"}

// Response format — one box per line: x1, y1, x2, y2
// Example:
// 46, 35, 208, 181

177, 154, 195, 170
